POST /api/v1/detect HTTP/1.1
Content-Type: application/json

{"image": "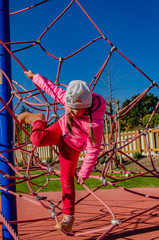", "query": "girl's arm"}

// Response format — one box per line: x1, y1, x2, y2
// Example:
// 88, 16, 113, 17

25, 70, 66, 106
78, 122, 104, 180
